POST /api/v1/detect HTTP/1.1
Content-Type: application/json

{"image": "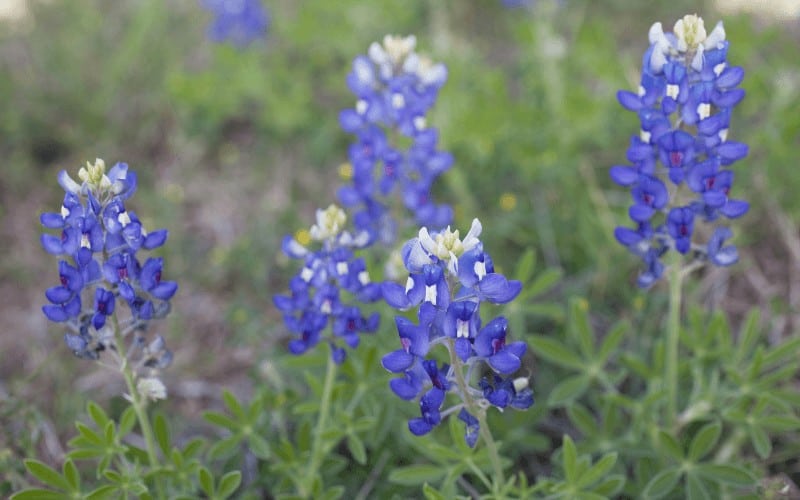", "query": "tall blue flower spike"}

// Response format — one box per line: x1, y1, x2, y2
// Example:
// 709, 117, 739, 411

338, 35, 453, 245
40, 159, 175, 394
612, 15, 749, 287
381, 218, 533, 447
274, 204, 381, 364
201, 0, 269, 47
